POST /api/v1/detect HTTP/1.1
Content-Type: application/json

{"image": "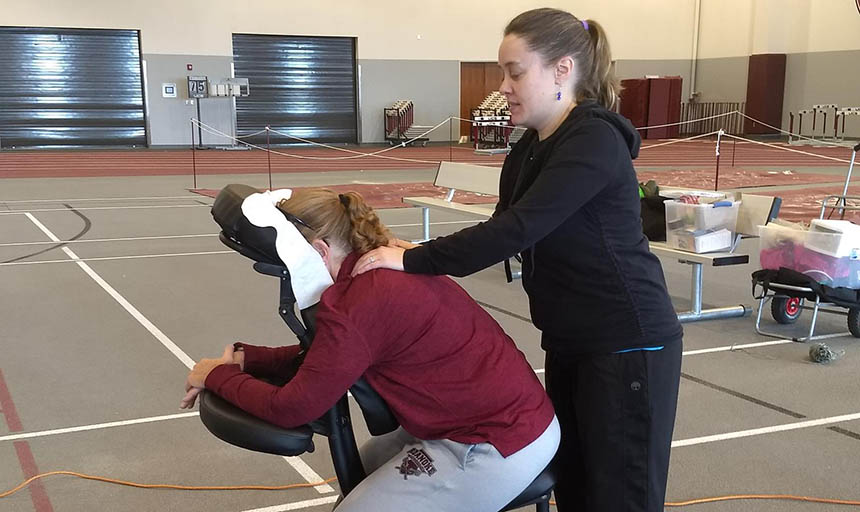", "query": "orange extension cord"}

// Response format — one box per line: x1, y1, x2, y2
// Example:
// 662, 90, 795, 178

0, 471, 337, 498
2, 471, 860, 508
